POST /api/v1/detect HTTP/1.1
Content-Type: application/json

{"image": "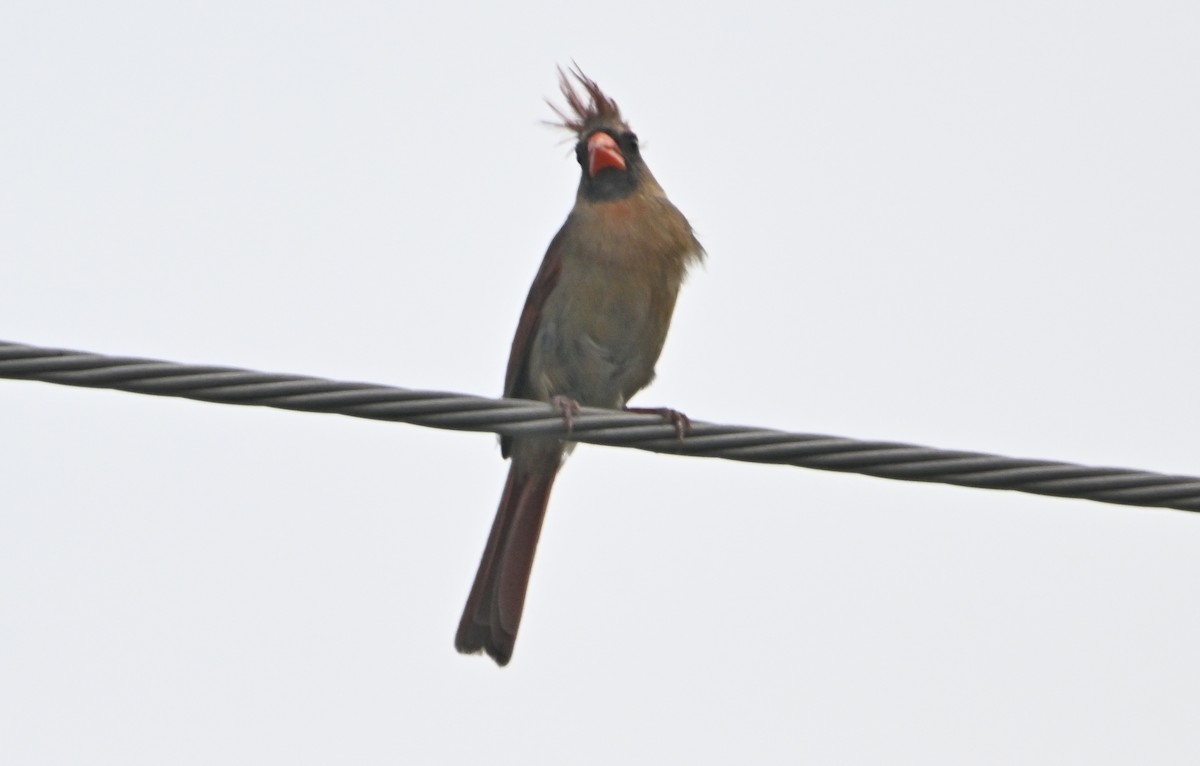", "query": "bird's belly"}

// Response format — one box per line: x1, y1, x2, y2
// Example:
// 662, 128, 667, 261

532, 278, 670, 408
